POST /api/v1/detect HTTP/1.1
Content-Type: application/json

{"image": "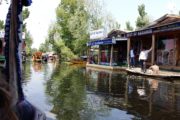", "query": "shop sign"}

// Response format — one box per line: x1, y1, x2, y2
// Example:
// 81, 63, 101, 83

126, 29, 152, 37
90, 29, 106, 40
0, 30, 5, 38
153, 22, 180, 33
87, 39, 116, 46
